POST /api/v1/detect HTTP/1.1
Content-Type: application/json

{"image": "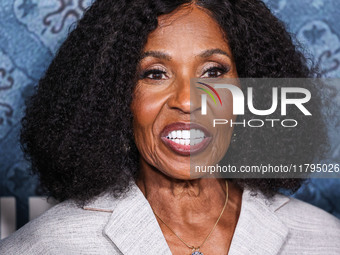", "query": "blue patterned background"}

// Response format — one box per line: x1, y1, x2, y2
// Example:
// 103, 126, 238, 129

0, 0, 339, 234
